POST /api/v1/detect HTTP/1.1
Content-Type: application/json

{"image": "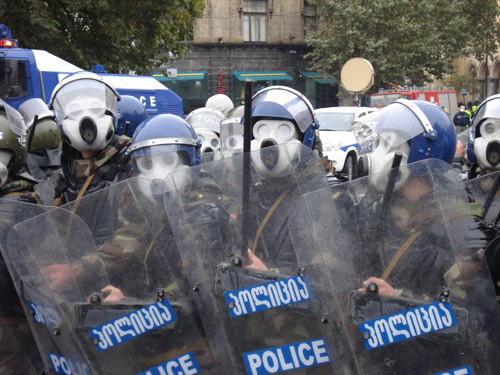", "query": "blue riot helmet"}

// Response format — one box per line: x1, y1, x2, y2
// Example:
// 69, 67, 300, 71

49, 71, 120, 152
250, 86, 319, 178
130, 114, 201, 198
467, 94, 500, 172
353, 99, 456, 190
116, 95, 148, 137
